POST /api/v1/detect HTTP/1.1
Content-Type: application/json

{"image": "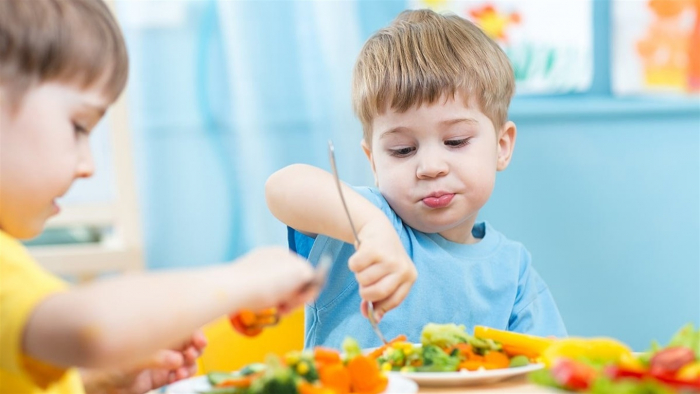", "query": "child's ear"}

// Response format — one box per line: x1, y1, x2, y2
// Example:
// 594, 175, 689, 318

496, 121, 517, 171
361, 139, 379, 186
